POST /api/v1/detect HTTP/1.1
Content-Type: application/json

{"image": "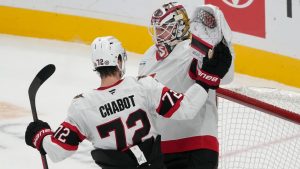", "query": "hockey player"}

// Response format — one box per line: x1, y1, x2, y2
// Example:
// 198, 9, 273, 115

138, 2, 234, 169
25, 36, 228, 169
